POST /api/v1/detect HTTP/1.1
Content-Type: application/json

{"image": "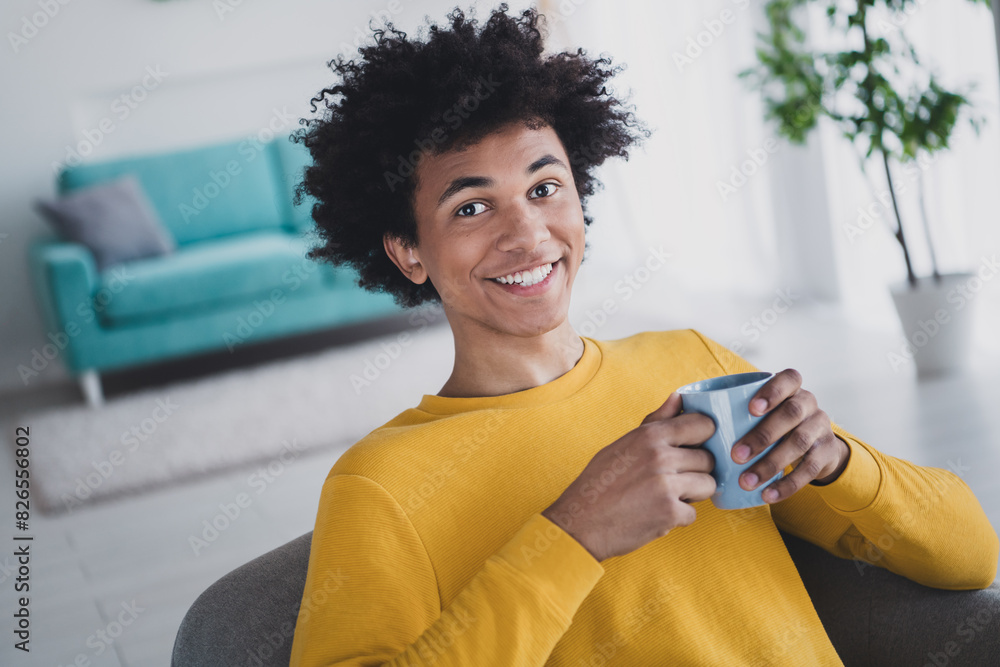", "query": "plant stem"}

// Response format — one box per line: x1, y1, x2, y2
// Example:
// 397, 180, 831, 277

857, 6, 917, 289
916, 165, 942, 285
881, 149, 919, 289
856, 147, 904, 239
